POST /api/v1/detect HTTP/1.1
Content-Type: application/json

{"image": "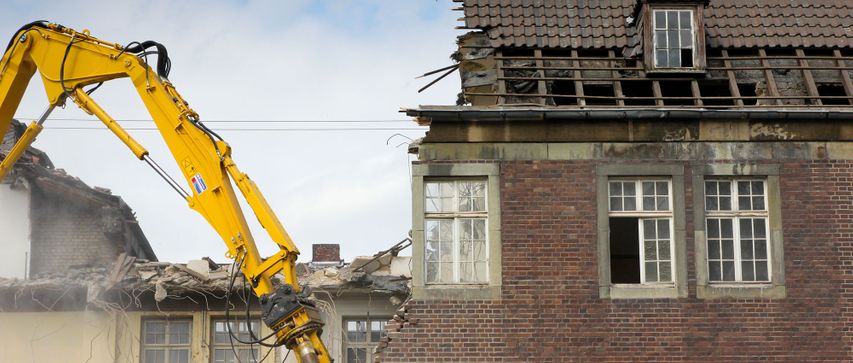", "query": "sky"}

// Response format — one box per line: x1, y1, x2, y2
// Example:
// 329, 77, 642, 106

1, 1, 464, 262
